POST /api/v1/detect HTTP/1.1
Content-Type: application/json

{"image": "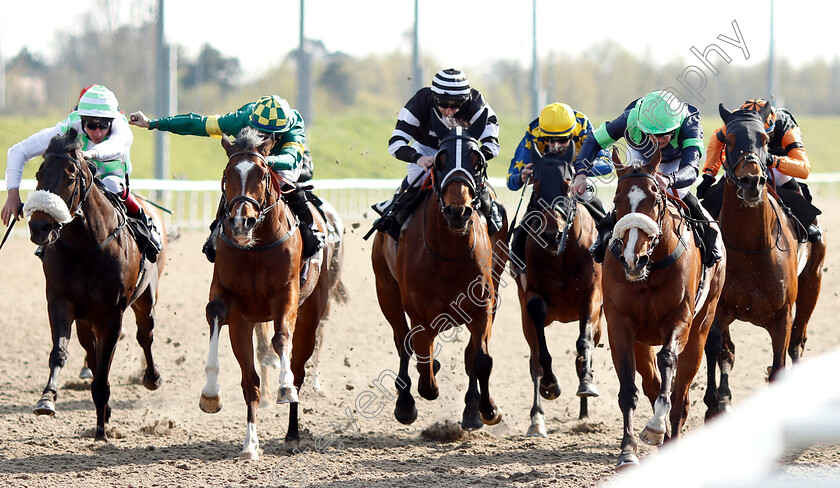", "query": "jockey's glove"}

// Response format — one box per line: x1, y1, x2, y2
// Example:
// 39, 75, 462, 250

696, 174, 716, 200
